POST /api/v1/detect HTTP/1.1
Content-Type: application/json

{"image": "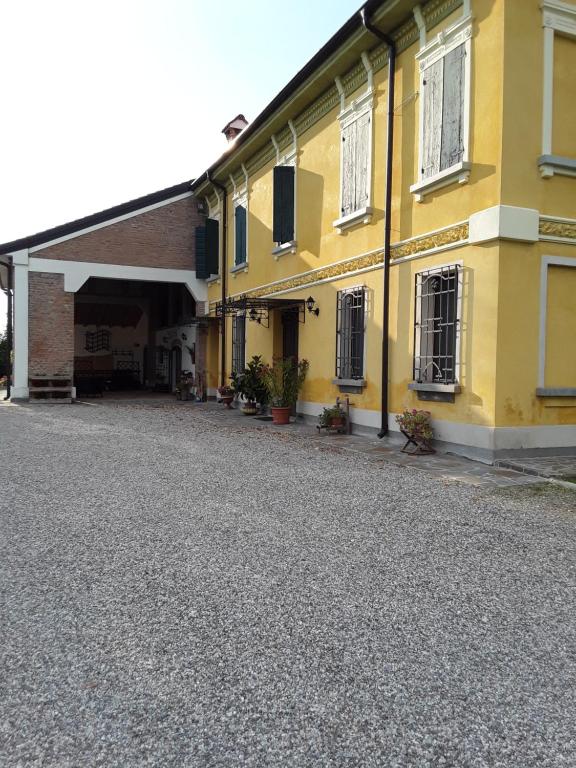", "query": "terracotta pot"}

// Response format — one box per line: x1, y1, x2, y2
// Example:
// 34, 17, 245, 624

271, 406, 291, 425
330, 416, 345, 428
220, 395, 234, 409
